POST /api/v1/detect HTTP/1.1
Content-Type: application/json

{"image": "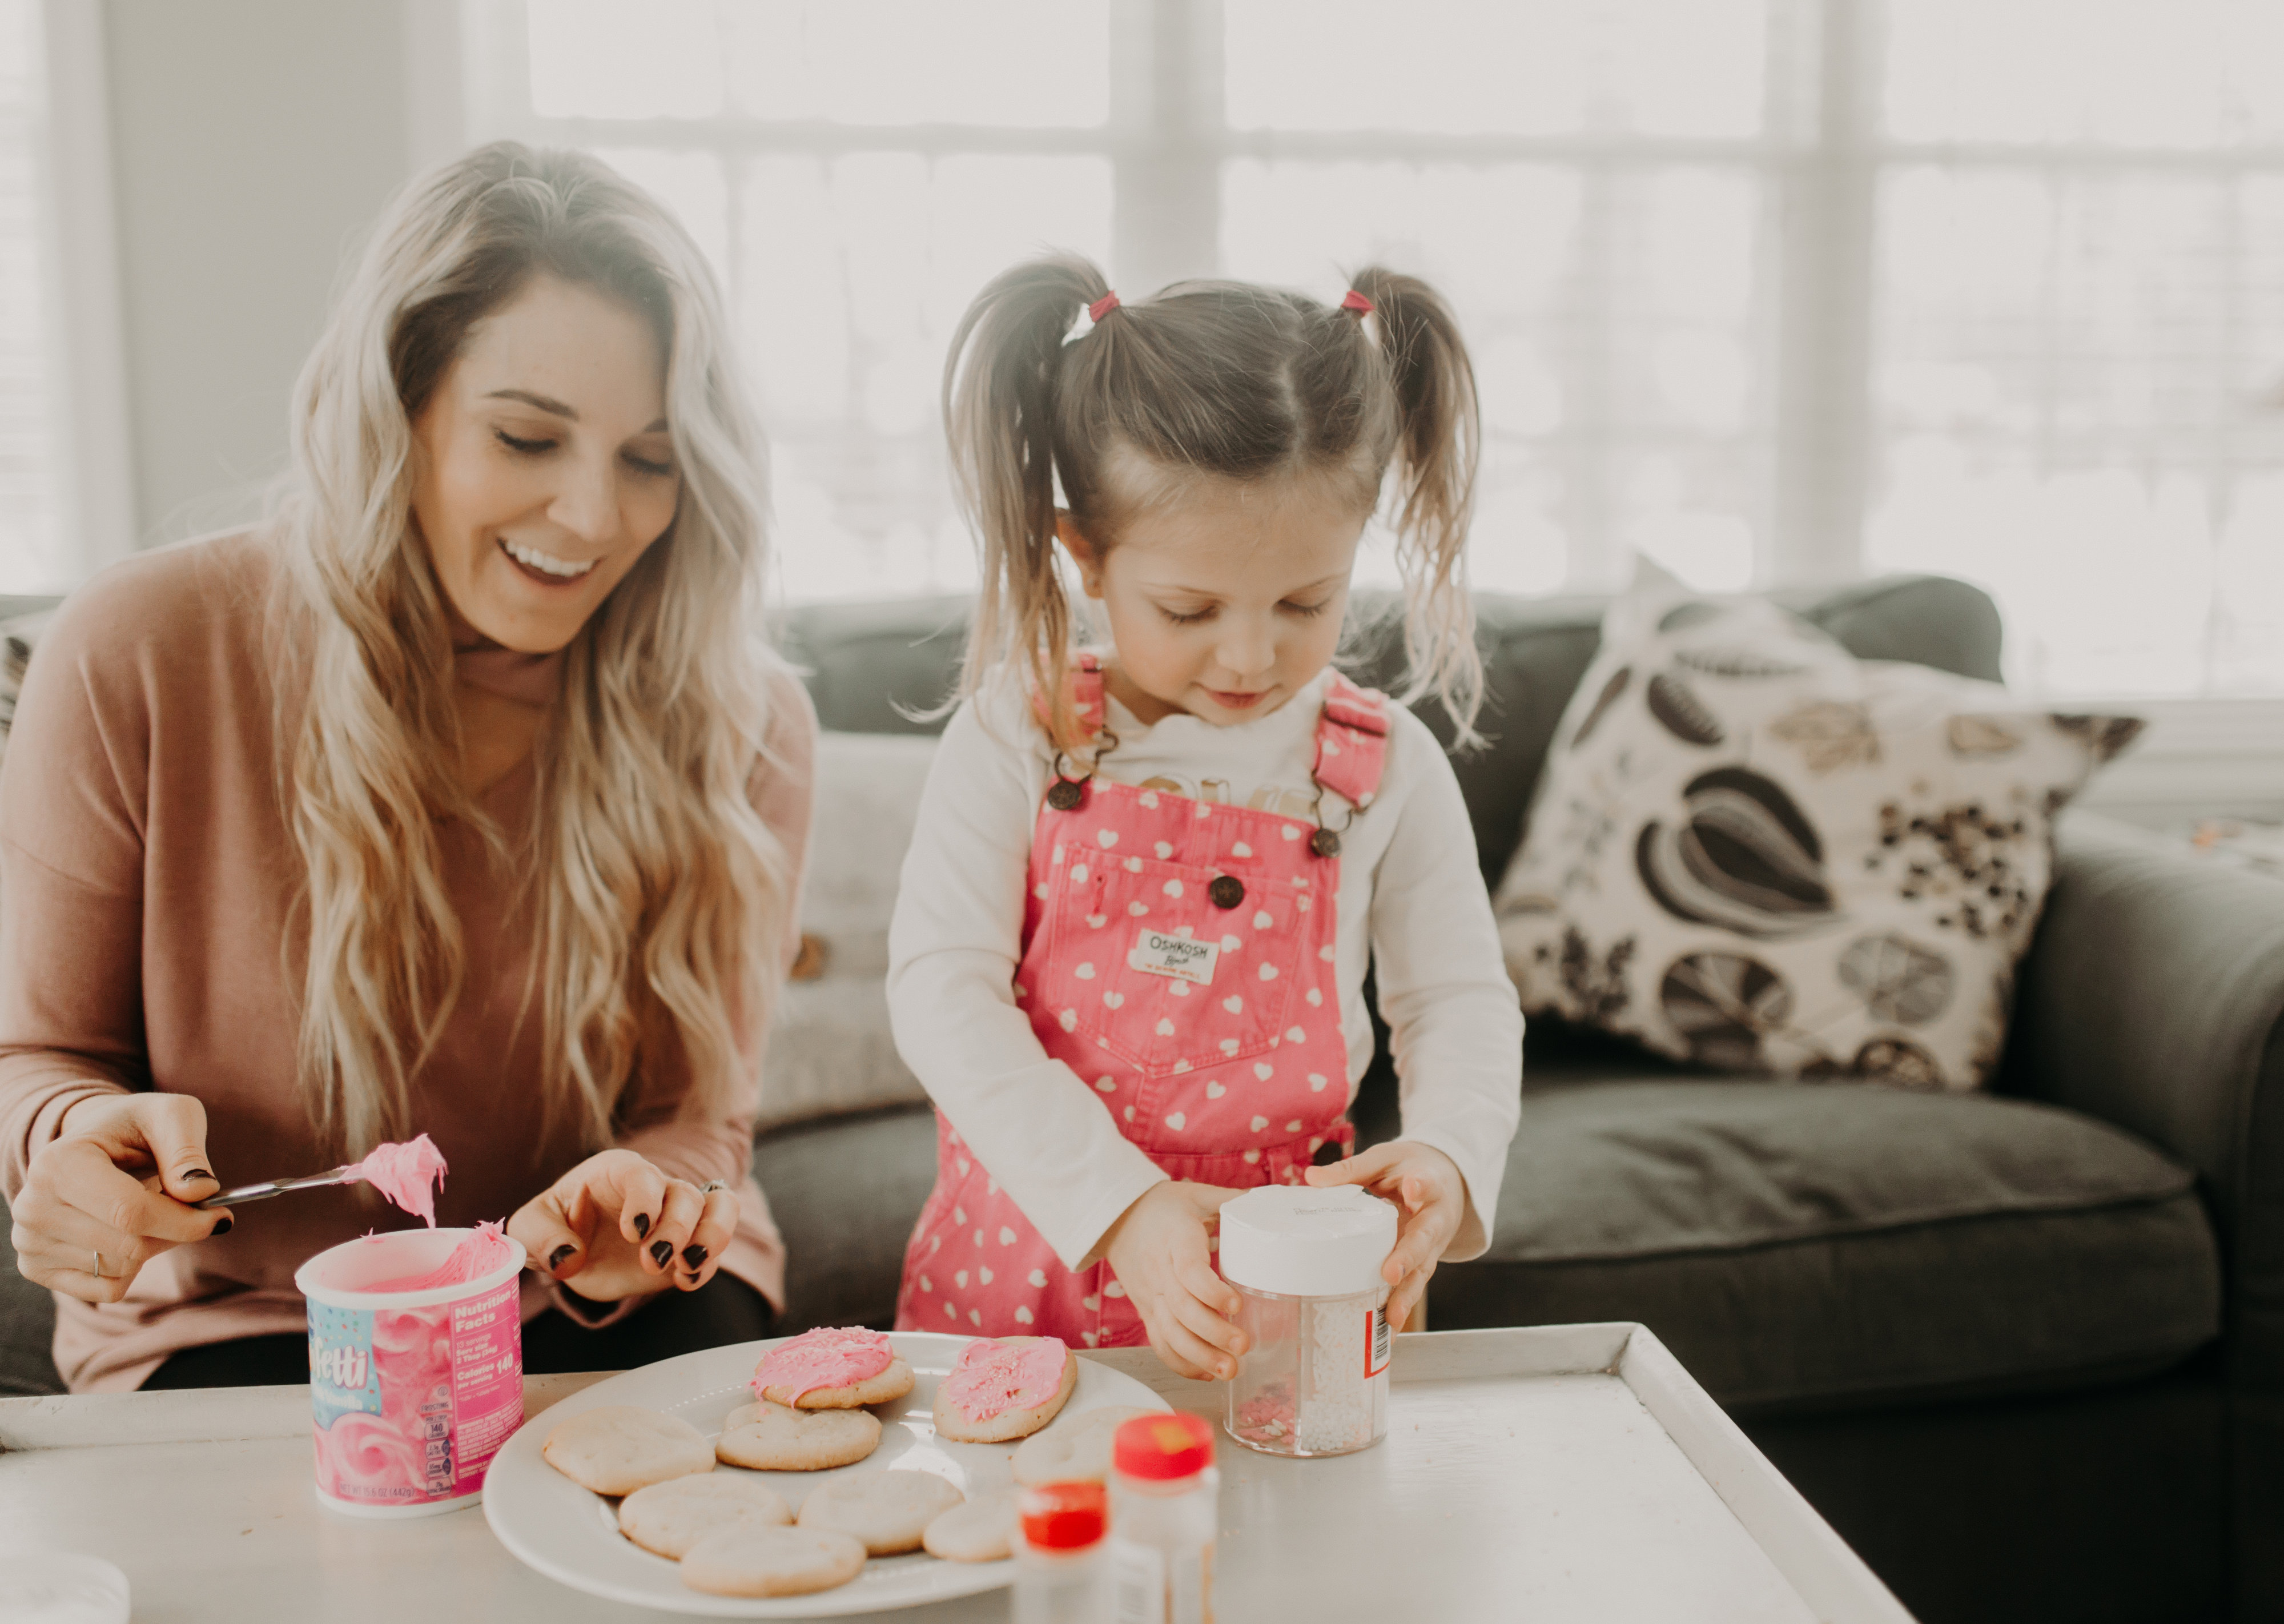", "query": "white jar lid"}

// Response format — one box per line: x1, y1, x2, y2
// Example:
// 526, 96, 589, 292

1218, 1184, 1397, 1297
